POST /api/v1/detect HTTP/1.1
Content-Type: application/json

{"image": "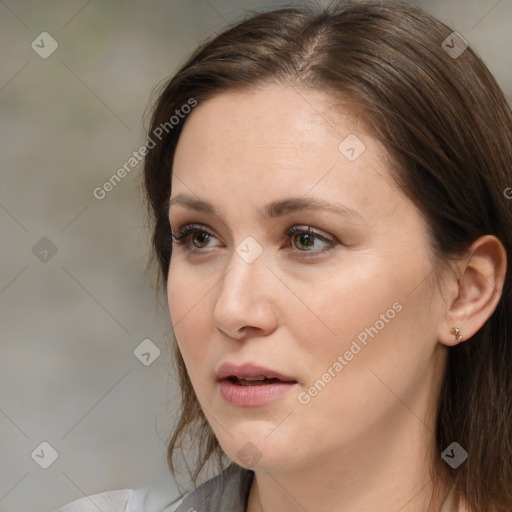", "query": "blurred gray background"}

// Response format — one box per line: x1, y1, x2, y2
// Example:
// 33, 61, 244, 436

0, 1, 510, 511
